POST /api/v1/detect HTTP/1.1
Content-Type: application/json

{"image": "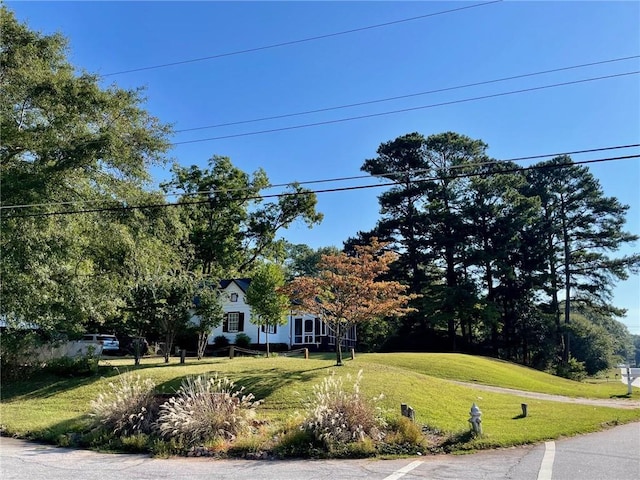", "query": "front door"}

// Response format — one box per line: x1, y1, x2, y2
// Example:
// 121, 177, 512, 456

293, 317, 316, 344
